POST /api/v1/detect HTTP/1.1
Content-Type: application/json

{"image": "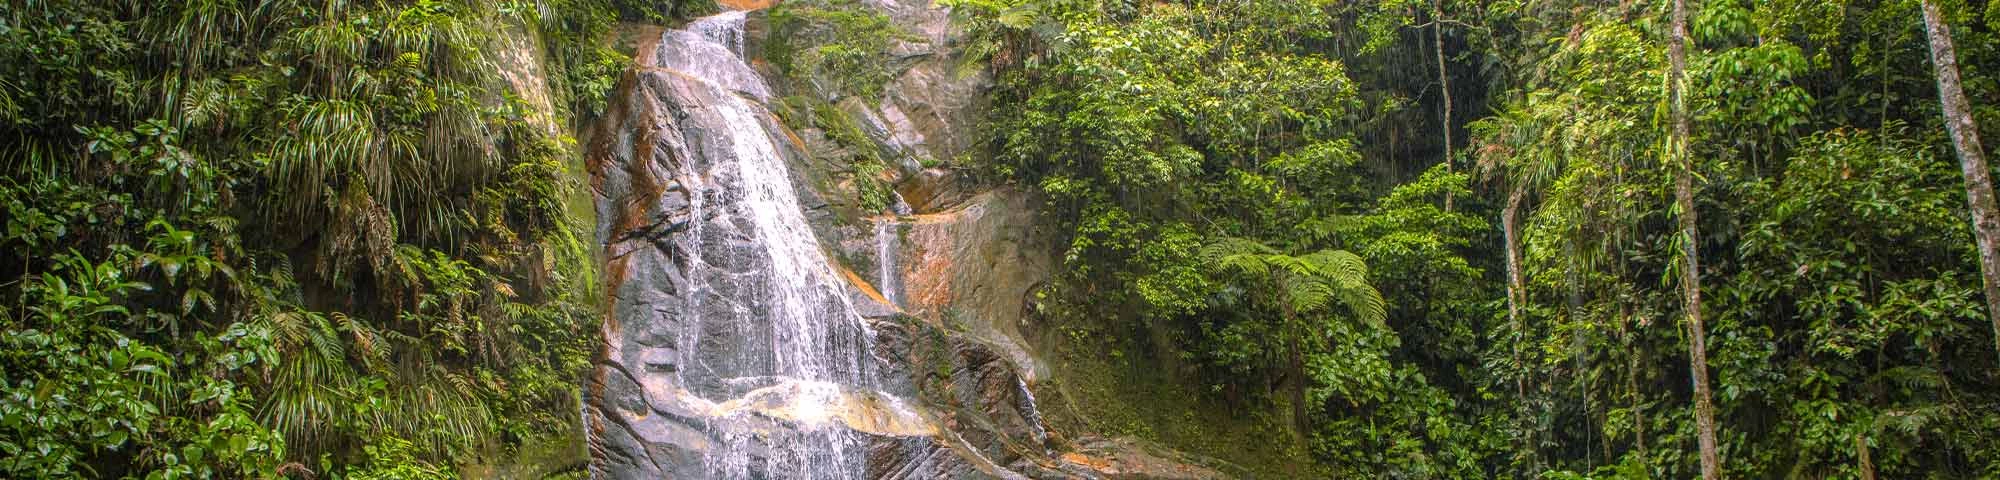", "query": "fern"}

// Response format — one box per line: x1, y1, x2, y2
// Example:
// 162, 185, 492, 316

1203, 235, 1388, 332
